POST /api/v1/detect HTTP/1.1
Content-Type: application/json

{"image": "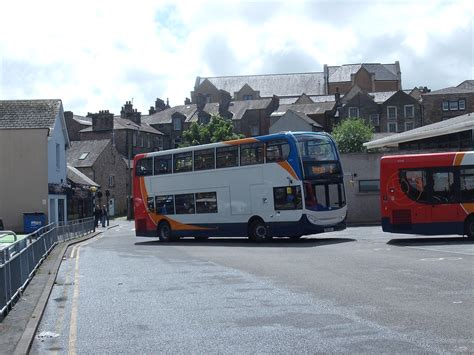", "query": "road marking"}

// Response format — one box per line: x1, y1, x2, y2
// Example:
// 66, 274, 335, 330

68, 245, 81, 355
408, 246, 474, 256
420, 257, 463, 261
